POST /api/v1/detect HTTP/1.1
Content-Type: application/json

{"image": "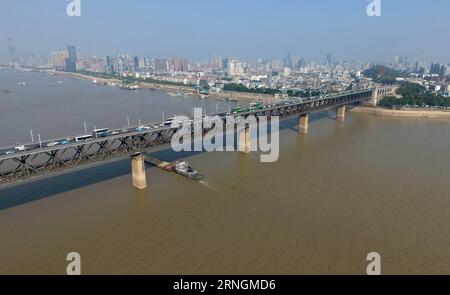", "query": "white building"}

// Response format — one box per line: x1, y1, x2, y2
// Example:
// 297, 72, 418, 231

227, 60, 243, 77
